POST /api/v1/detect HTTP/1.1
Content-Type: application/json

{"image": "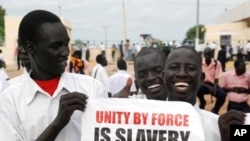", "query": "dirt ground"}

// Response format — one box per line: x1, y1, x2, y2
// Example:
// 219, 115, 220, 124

6, 60, 250, 116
